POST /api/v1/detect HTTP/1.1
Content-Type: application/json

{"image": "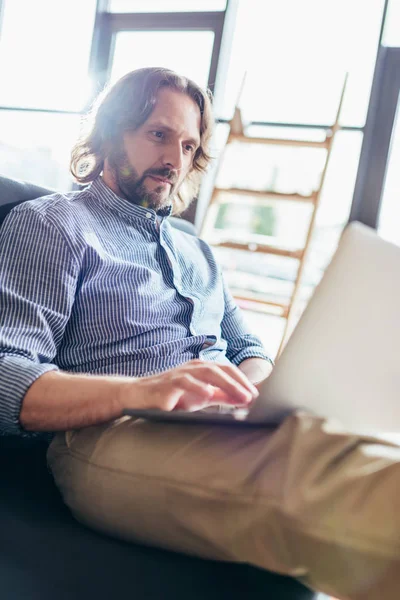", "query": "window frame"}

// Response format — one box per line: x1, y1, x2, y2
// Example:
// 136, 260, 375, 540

87, 7, 229, 105
350, 46, 400, 228
0, 0, 395, 229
